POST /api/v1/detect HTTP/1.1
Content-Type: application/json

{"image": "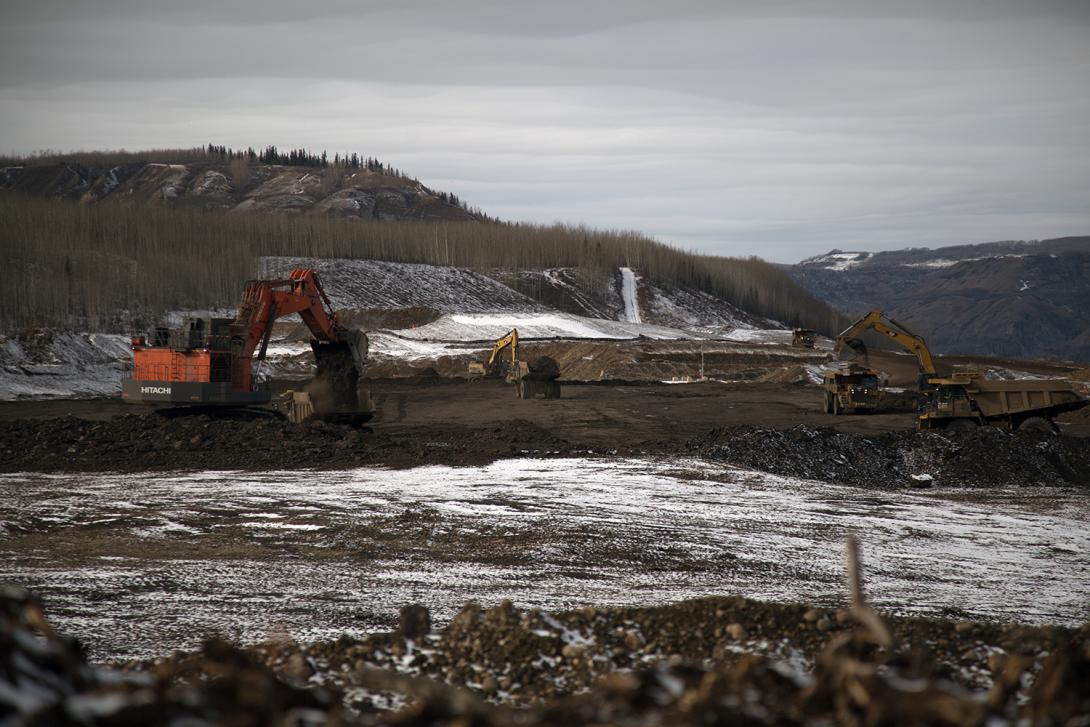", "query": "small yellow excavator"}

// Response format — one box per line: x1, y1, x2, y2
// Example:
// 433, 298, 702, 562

468, 328, 520, 381
467, 328, 560, 399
